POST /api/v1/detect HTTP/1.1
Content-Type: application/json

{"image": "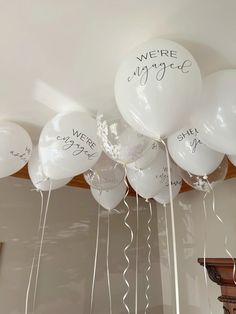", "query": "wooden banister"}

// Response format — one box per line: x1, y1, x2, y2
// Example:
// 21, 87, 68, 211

198, 258, 236, 313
